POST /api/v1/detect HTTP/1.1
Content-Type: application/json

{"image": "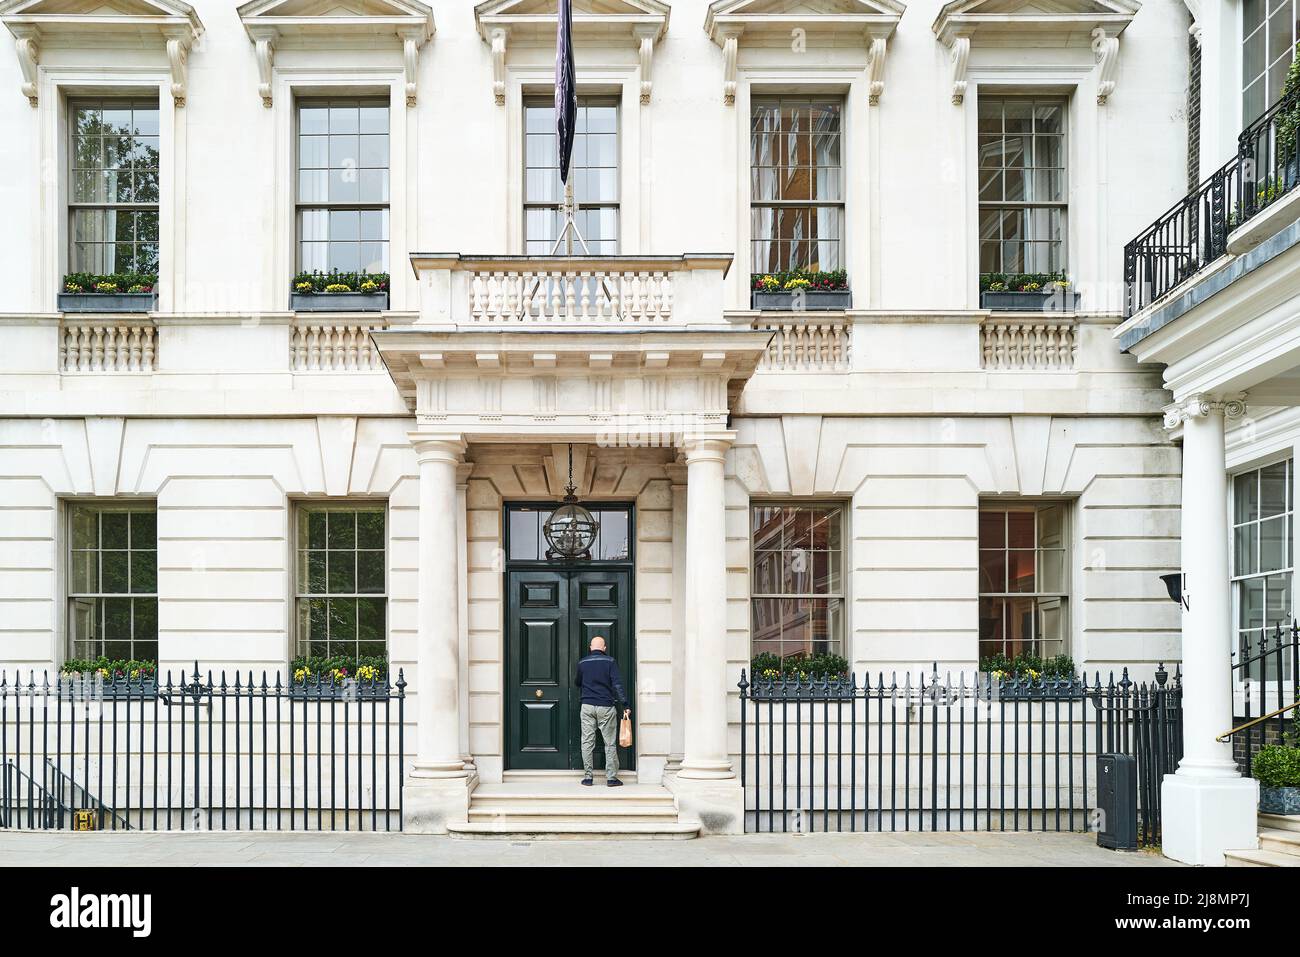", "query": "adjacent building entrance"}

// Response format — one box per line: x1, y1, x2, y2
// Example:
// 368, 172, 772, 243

503, 504, 635, 771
